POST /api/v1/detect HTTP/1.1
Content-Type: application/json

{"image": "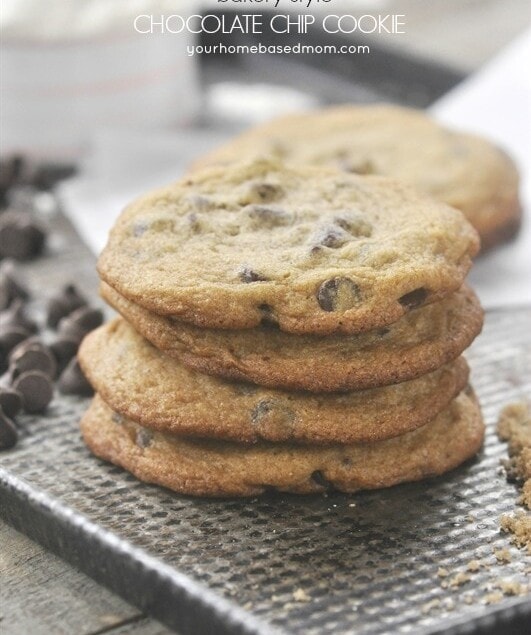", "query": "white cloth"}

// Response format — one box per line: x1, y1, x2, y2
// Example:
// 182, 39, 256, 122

431, 28, 531, 308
